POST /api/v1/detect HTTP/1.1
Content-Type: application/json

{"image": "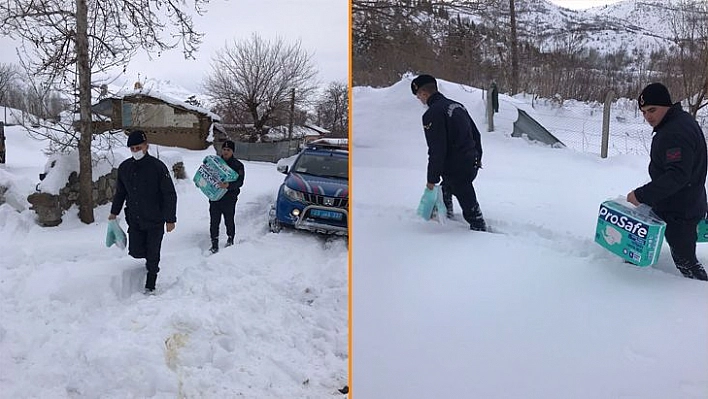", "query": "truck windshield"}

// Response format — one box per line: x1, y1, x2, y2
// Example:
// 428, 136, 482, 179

292, 153, 348, 179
